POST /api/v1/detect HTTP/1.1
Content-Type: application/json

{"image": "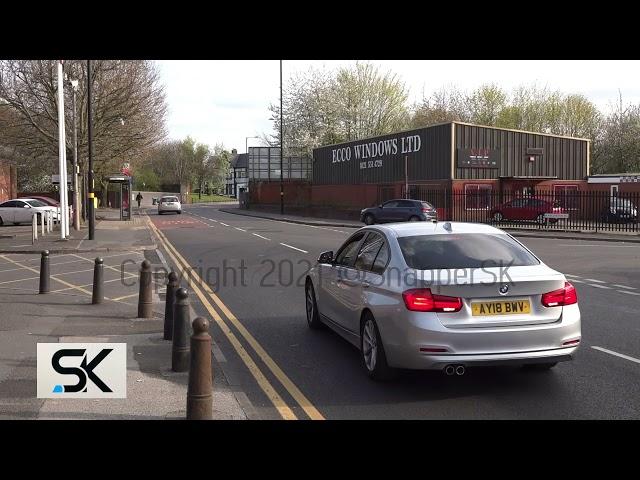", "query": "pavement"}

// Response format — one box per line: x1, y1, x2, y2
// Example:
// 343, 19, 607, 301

147, 203, 640, 419
221, 206, 640, 243
0, 208, 248, 420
